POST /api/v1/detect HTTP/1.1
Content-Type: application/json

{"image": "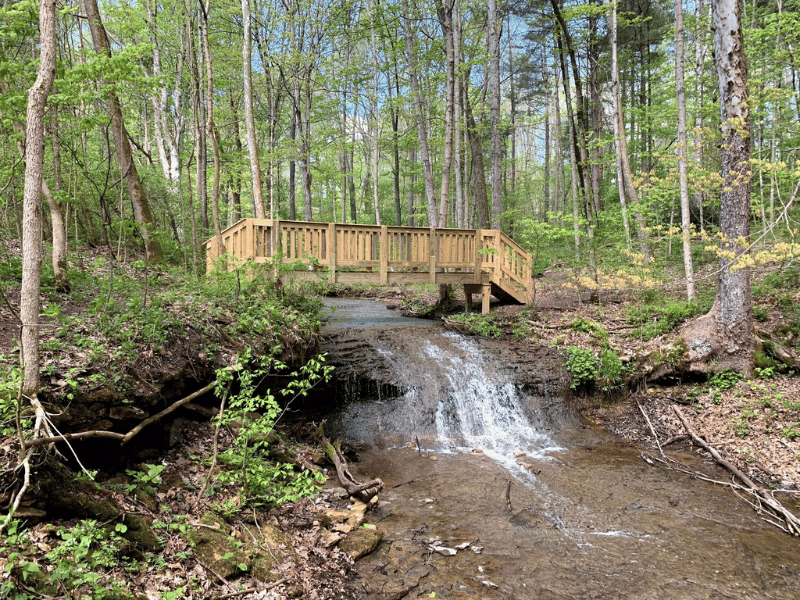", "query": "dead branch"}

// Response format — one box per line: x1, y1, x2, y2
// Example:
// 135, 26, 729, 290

662, 434, 689, 446
637, 400, 665, 459
22, 429, 126, 448
674, 406, 800, 536
195, 382, 232, 505
121, 381, 217, 445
